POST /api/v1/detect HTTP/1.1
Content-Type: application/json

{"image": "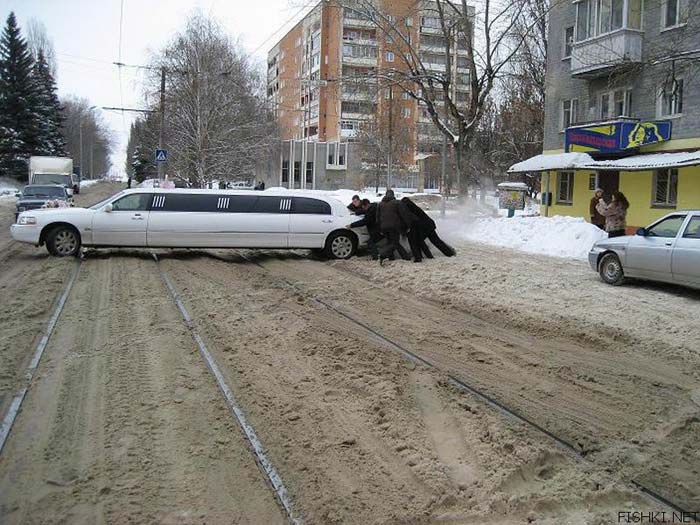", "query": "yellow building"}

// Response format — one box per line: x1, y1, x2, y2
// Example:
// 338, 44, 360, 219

510, 124, 700, 232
